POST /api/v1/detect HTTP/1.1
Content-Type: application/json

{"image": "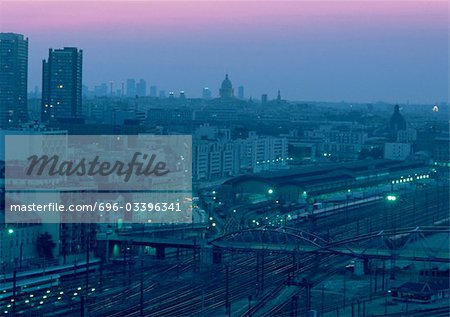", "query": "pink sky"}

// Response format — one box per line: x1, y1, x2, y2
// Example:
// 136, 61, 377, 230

1, 1, 447, 35
0, 1, 448, 103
